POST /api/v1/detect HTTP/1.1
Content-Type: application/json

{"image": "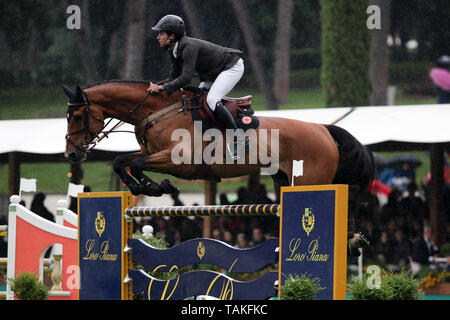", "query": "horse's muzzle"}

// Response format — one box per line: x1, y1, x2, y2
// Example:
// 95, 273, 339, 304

64, 149, 87, 164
